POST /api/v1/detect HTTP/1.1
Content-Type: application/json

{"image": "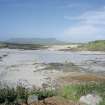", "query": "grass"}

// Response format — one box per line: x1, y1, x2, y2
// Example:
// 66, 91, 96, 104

59, 82, 105, 105
30, 89, 56, 100
1, 82, 105, 104
0, 84, 56, 105
79, 40, 105, 51
0, 84, 28, 104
